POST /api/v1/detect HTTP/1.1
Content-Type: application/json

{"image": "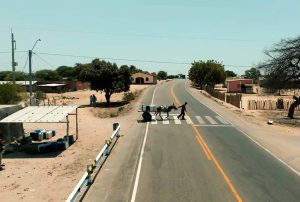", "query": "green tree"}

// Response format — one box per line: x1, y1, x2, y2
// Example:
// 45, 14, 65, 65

178, 74, 186, 79
244, 67, 261, 83
79, 59, 131, 105
5, 71, 28, 81
73, 63, 90, 79
157, 71, 167, 80
188, 60, 226, 88
225, 70, 237, 78
0, 71, 12, 80
0, 71, 28, 81
0, 84, 23, 104
35, 69, 61, 81
257, 35, 300, 118
56, 66, 75, 79
167, 75, 179, 79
